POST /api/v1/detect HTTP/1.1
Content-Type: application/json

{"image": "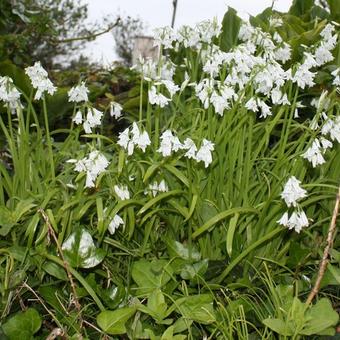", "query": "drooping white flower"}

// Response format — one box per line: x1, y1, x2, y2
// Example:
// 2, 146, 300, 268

145, 179, 169, 197
73, 150, 109, 188
315, 44, 334, 66
25, 62, 56, 100
110, 101, 123, 119
321, 117, 340, 143
292, 64, 316, 89
117, 123, 150, 155
114, 185, 130, 200
68, 82, 89, 103
108, 214, 125, 235
0, 76, 21, 111
301, 139, 326, 168
183, 138, 197, 159
153, 26, 176, 49
158, 130, 183, 157
161, 80, 180, 98
72, 110, 83, 125
245, 97, 258, 112
148, 86, 171, 107
257, 99, 272, 119
83, 108, 103, 133
195, 139, 214, 168
280, 176, 307, 208
277, 210, 309, 233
